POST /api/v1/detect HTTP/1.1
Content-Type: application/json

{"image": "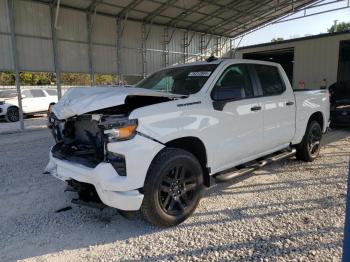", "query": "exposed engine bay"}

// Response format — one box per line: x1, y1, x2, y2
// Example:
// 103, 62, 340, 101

48, 95, 173, 171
